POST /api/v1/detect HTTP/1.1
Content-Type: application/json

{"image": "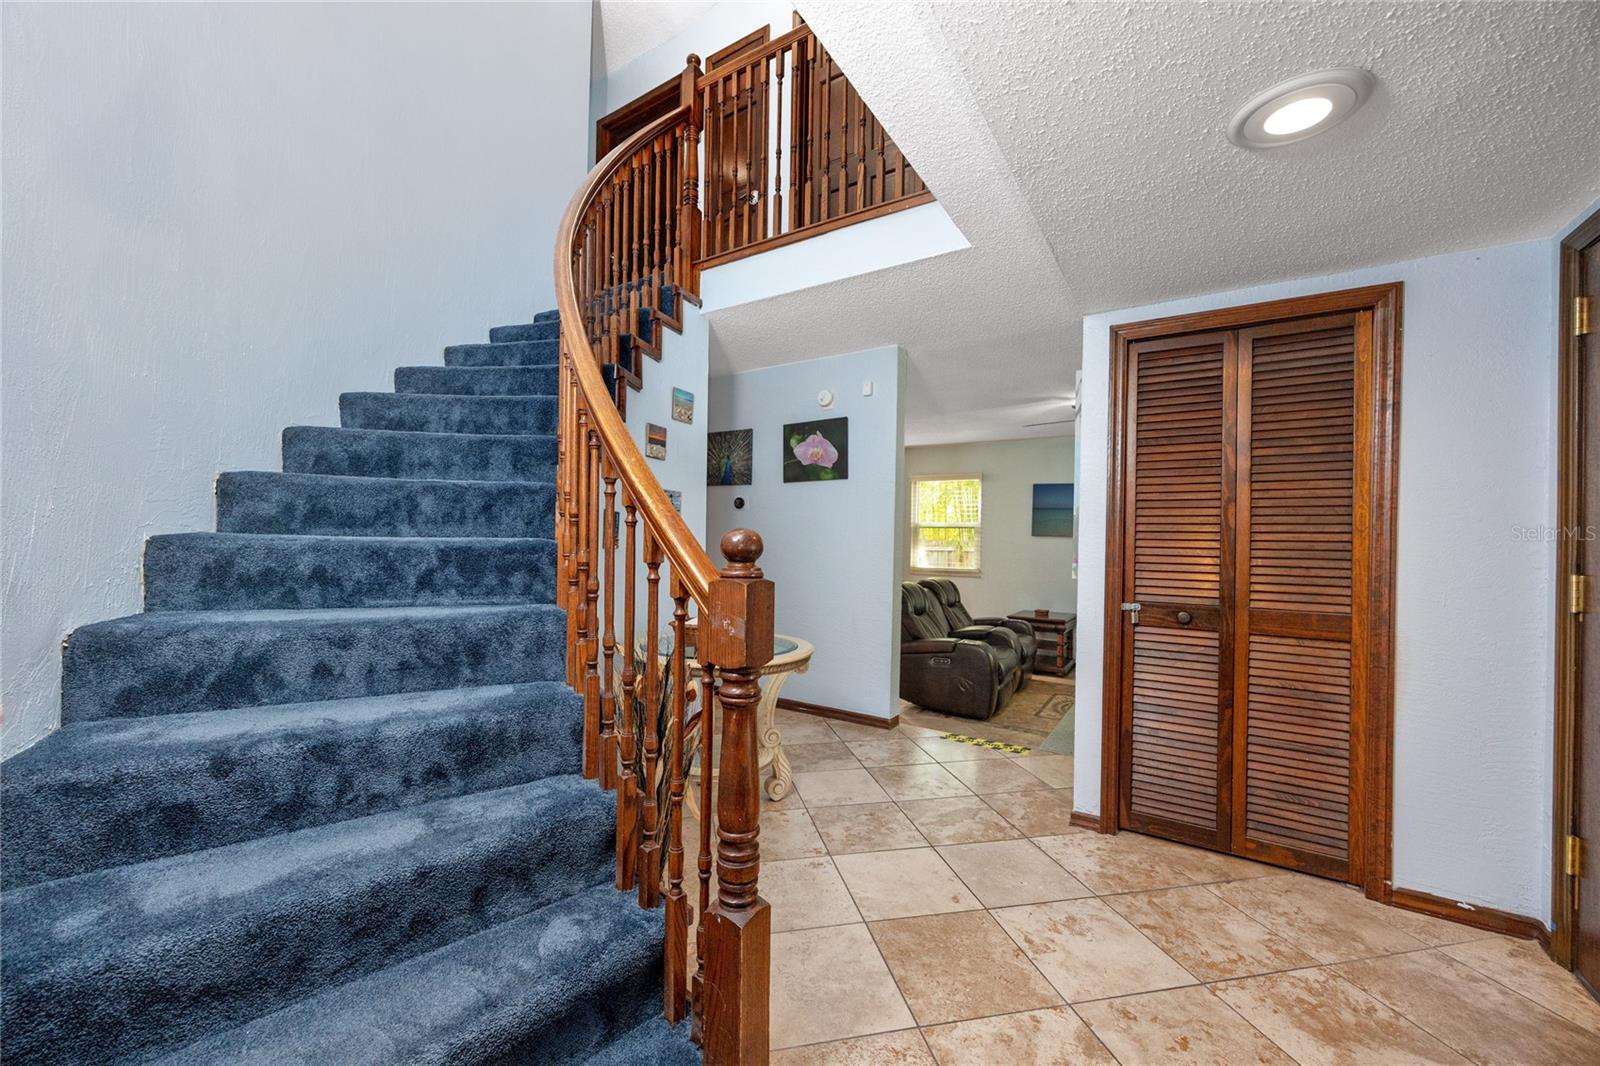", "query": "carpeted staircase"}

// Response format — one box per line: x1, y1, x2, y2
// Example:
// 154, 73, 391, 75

0, 310, 700, 1066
